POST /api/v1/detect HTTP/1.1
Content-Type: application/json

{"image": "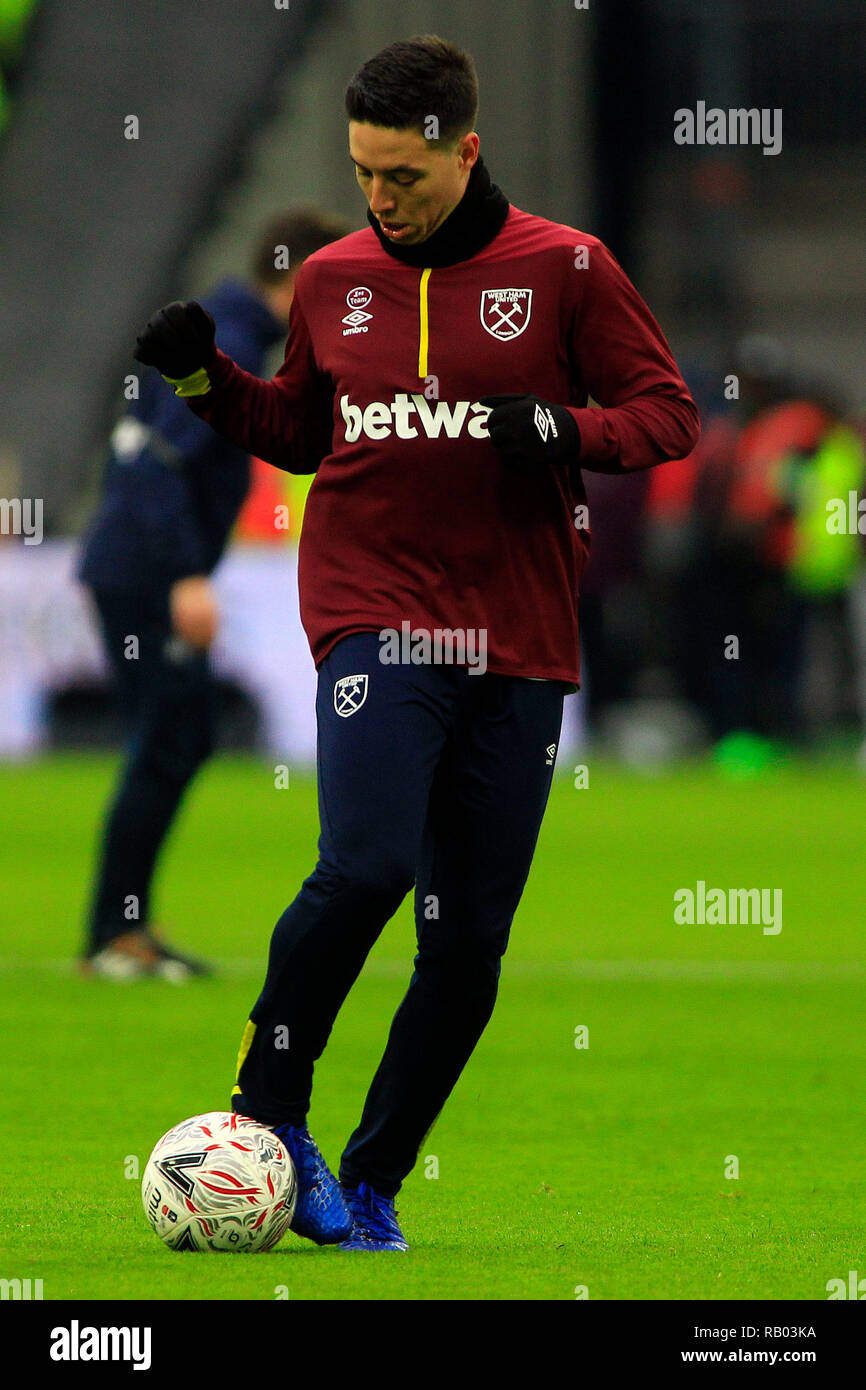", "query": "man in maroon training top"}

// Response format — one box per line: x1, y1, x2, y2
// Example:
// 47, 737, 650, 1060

135, 34, 700, 1252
